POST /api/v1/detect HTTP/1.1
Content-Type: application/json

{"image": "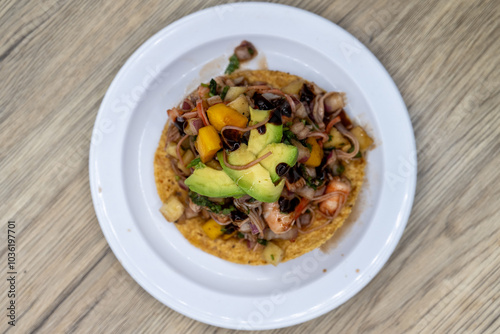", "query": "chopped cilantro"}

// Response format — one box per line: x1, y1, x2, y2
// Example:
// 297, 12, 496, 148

225, 54, 240, 74
209, 78, 217, 97
347, 146, 354, 153
189, 191, 235, 214
237, 232, 245, 239
186, 157, 204, 169
282, 130, 297, 145
304, 141, 312, 152
354, 151, 362, 158
301, 119, 307, 125
248, 47, 254, 55
300, 164, 324, 190
271, 254, 275, 260
257, 239, 268, 246
220, 207, 234, 215
285, 121, 293, 127
220, 227, 227, 233
336, 164, 345, 175
174, 175, 180, 181
200, 83, 209, 88
220, 85, 230, 100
